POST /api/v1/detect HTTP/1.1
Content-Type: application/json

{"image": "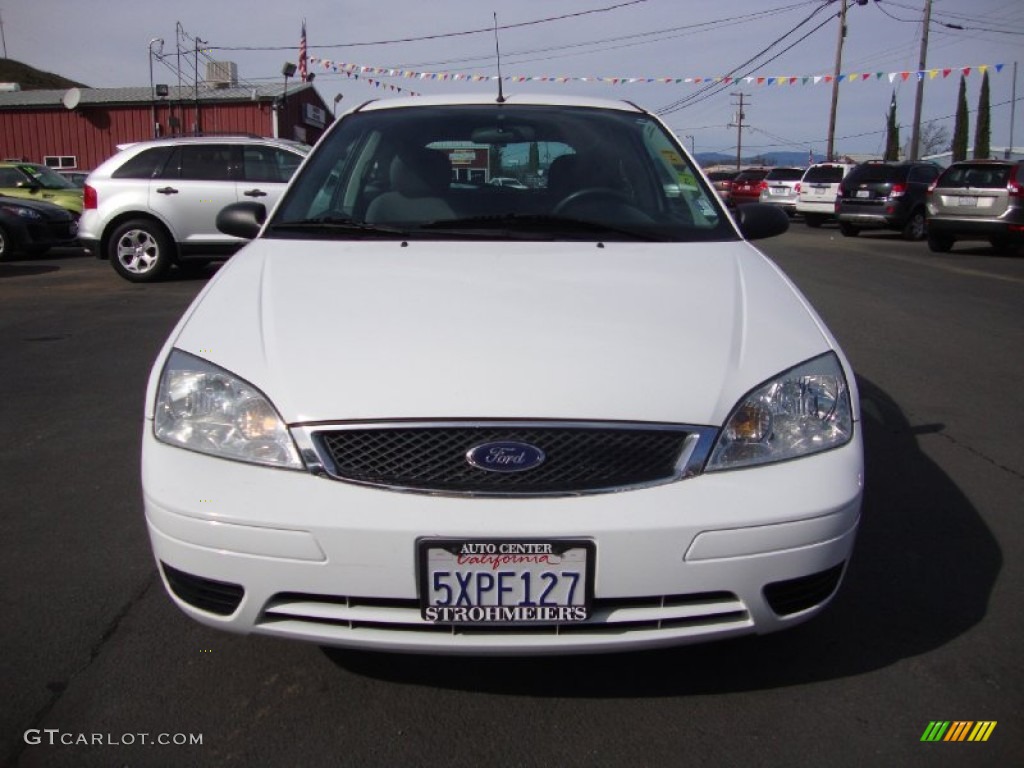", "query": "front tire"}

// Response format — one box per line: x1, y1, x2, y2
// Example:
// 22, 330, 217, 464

838, 221, 859, 237
804, 214, 825, 228
901, 209, 926, 241
0, 224, 14, 261
108, 219, 173, 282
